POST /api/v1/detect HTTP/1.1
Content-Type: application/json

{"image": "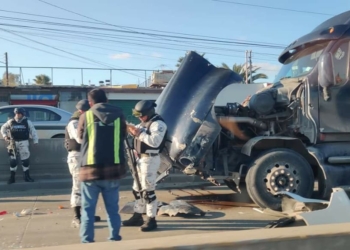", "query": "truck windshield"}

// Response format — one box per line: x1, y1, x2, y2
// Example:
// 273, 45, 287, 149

273, 41, 331, 83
